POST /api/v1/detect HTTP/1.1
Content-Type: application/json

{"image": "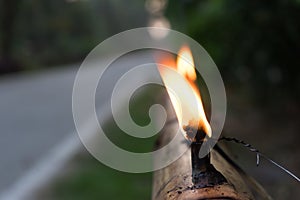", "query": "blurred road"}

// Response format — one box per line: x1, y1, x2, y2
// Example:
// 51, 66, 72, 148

0, 51, 158, 199
0, 66, 79, 196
